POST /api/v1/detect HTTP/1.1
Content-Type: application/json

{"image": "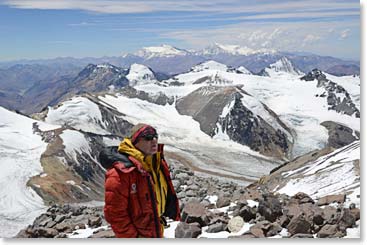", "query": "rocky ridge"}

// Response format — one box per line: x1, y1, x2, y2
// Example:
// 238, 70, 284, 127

301, 69, 360, 118
16, 148, 360, 238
